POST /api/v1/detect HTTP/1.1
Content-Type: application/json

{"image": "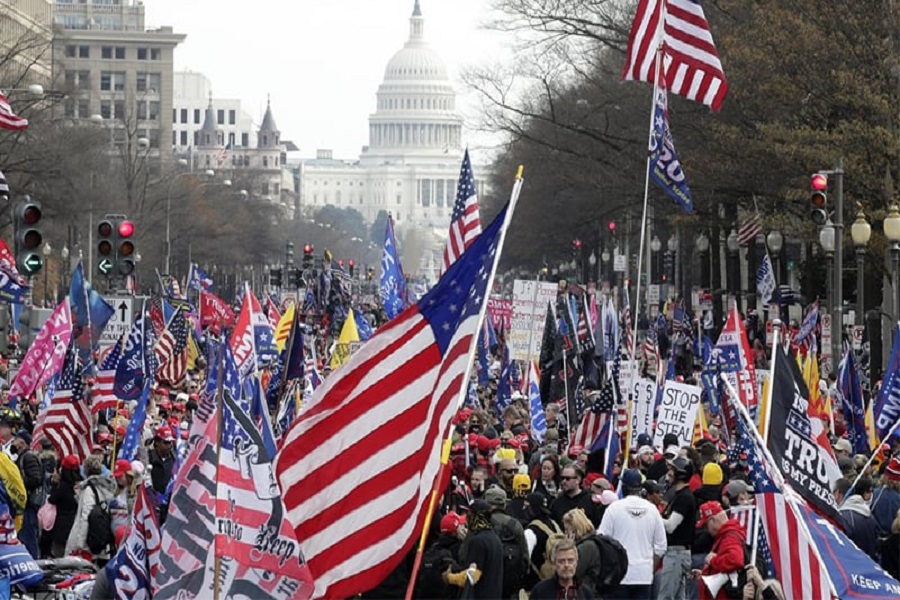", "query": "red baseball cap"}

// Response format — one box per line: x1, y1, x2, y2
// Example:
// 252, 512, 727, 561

113, 459, 133, 479
61, 455, 80, 471
155, 426, 175, 442
697, 501, 724, 527
439, 511, 466, 534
